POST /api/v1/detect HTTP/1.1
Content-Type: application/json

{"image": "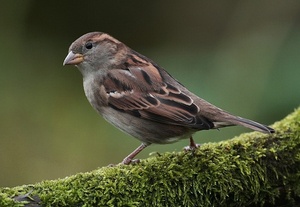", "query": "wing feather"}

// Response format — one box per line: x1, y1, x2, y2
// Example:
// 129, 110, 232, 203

101, 54, 213, 129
